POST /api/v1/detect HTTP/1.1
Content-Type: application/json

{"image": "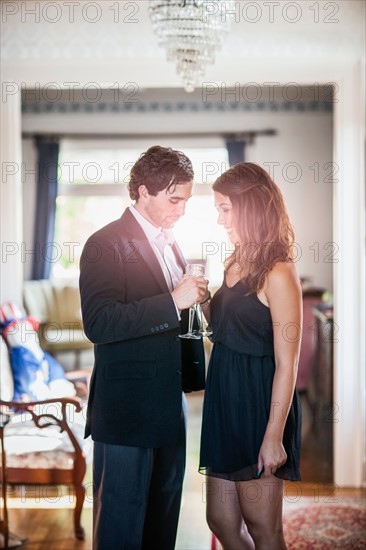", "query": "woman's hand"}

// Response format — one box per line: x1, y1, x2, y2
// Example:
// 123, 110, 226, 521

257, 437, 287, 477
